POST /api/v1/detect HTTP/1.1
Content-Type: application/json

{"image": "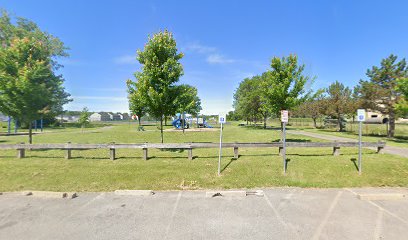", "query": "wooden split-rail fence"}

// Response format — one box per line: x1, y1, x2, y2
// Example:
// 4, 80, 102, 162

0, 141, 386, 160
